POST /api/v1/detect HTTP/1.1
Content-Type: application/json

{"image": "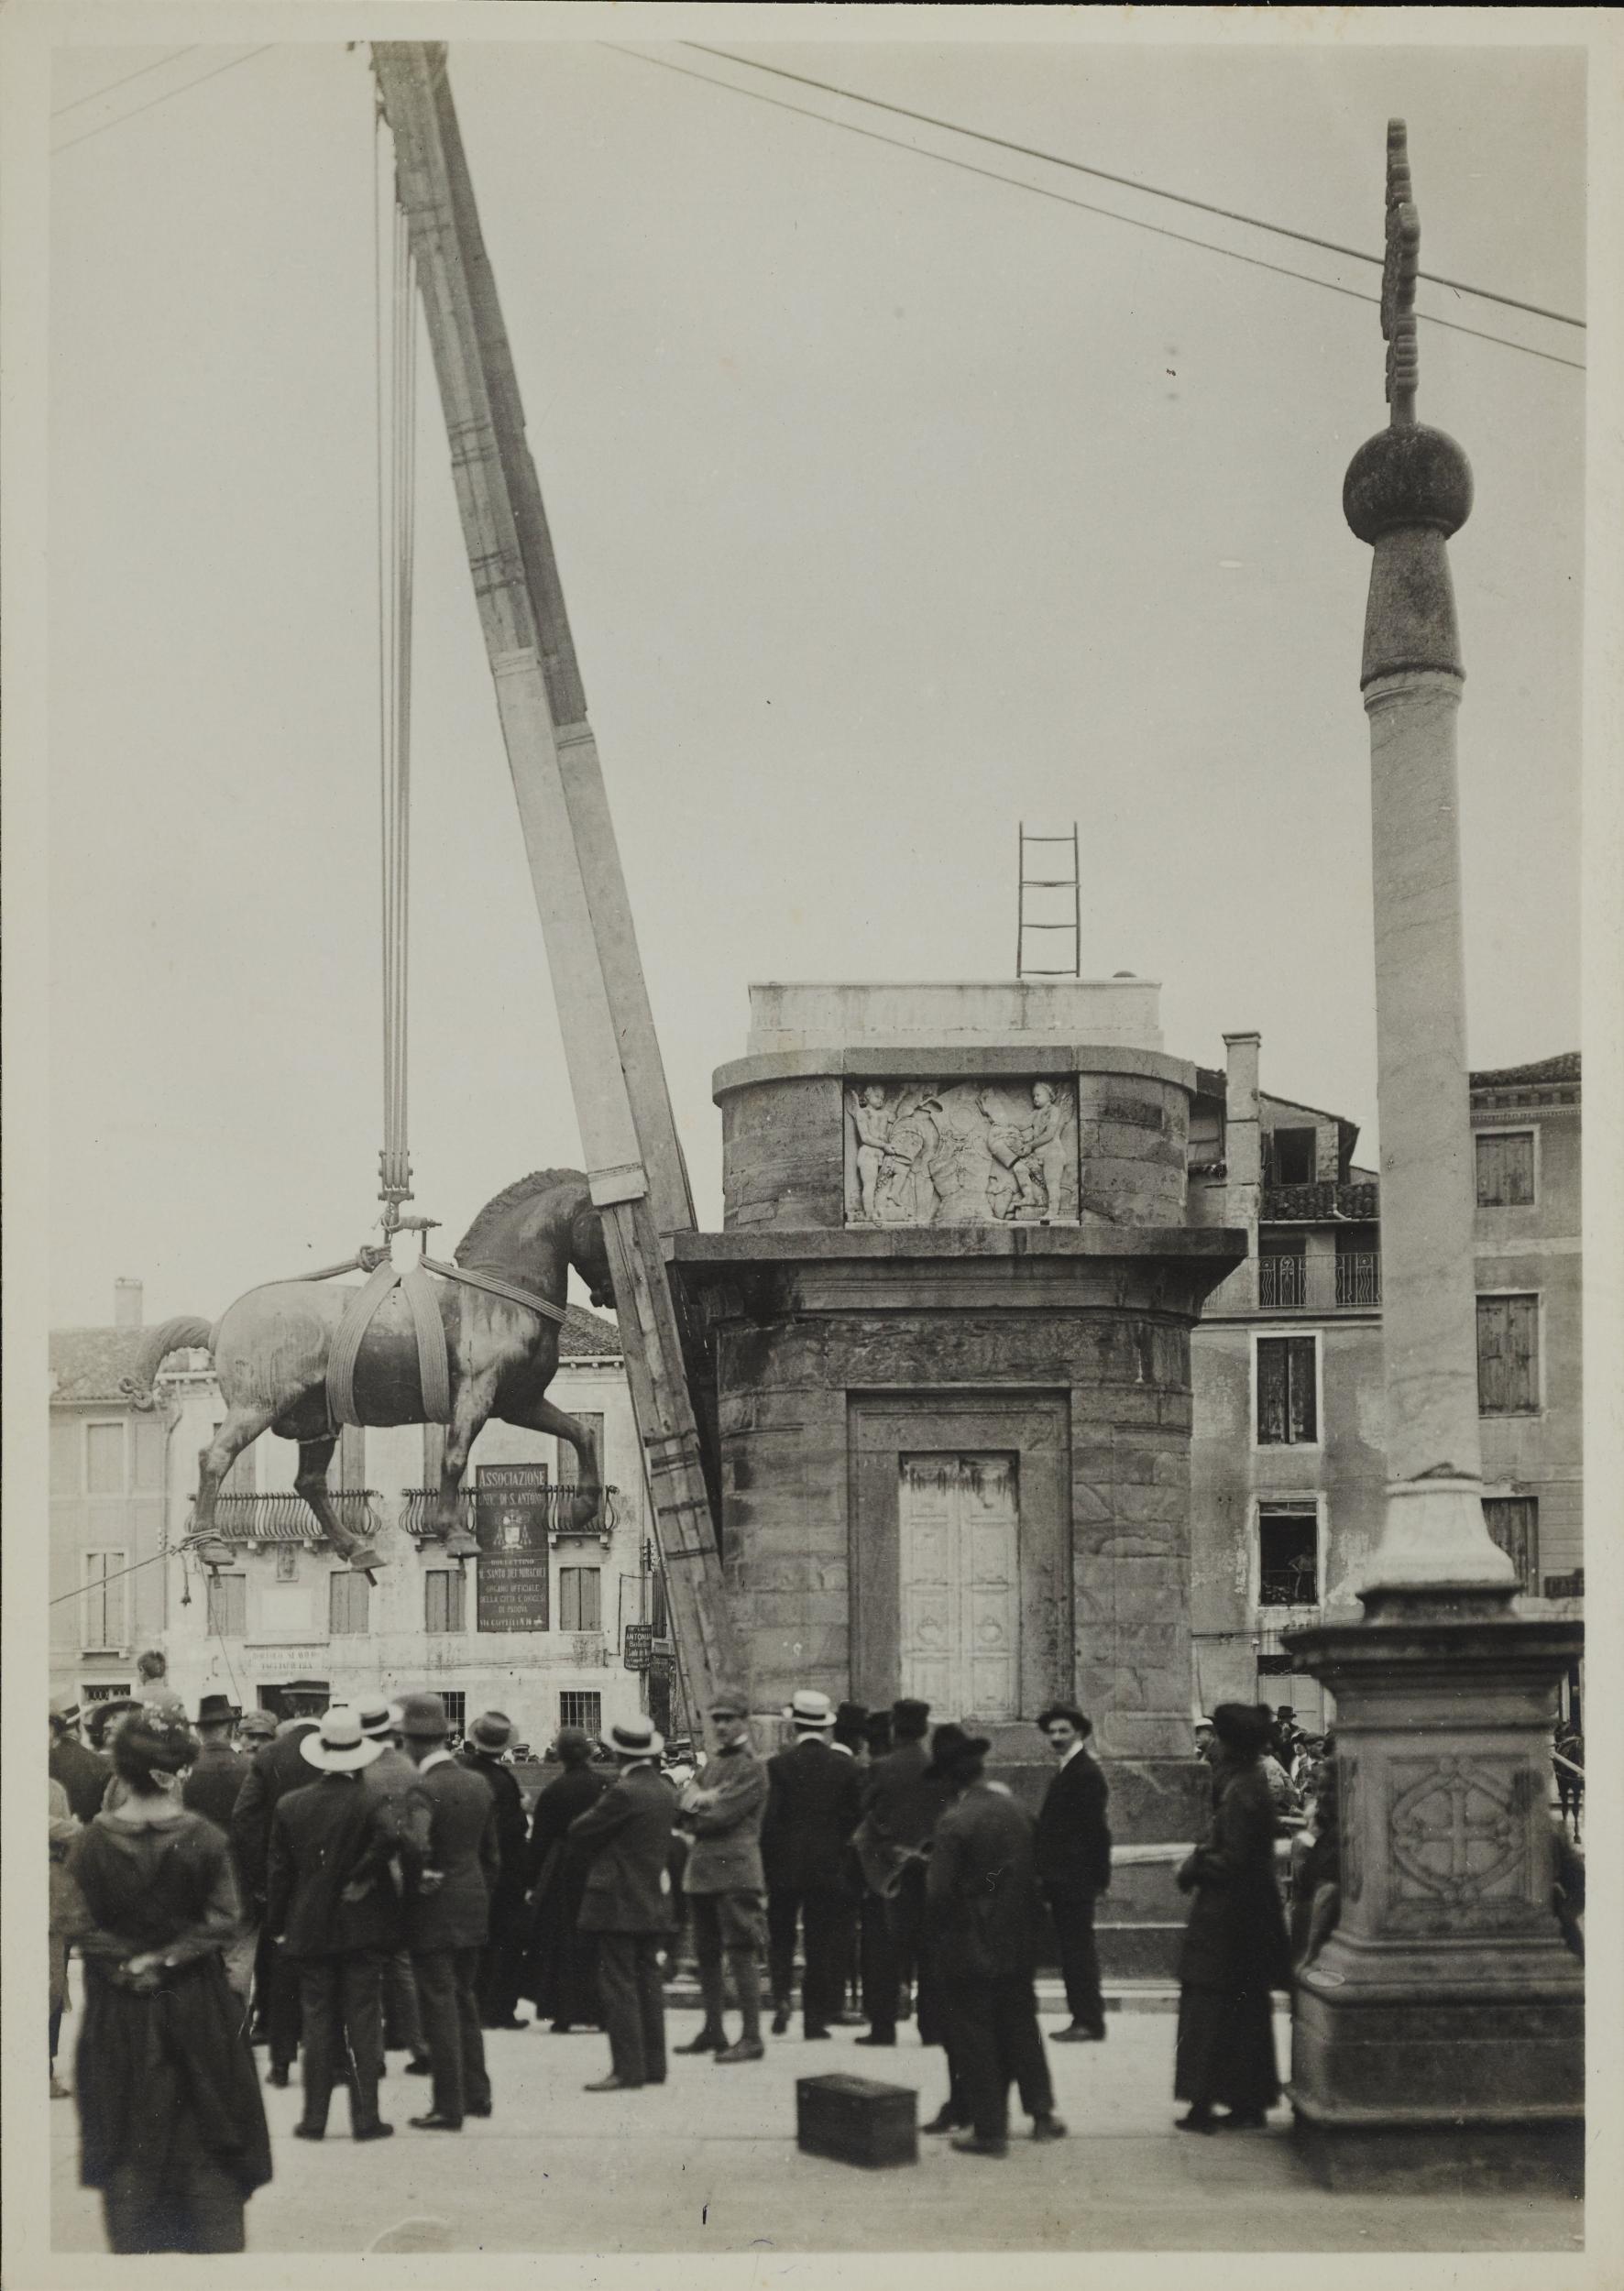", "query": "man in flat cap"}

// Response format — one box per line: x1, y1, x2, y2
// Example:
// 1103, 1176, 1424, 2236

674, 1685, 768, 2064
457, 1712, 530, 2030
398, 1693, 499, 2131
